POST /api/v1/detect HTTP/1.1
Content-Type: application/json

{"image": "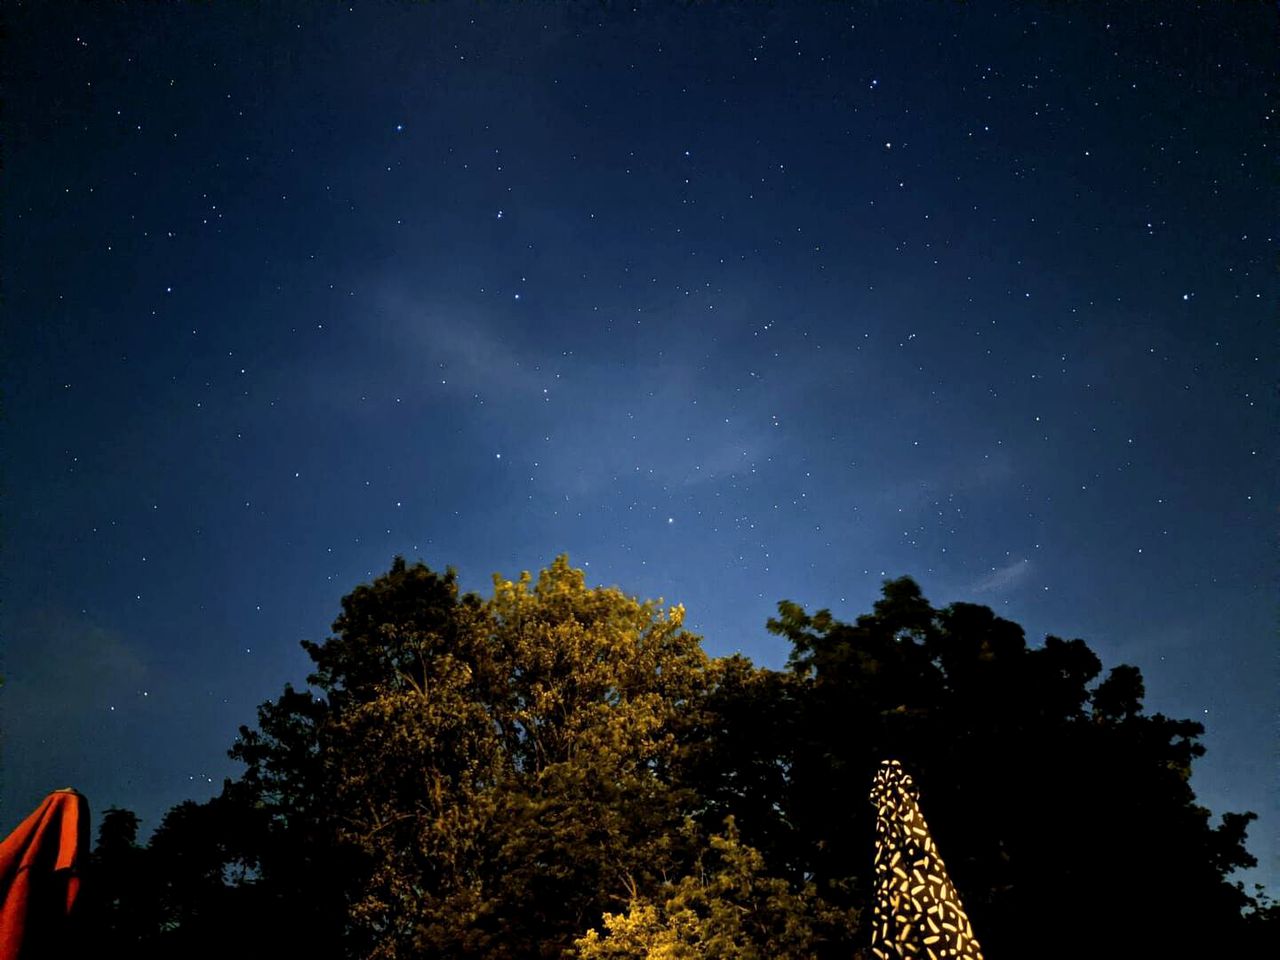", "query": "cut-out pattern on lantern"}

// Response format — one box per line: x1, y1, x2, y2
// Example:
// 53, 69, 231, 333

870, 760, 985, 960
